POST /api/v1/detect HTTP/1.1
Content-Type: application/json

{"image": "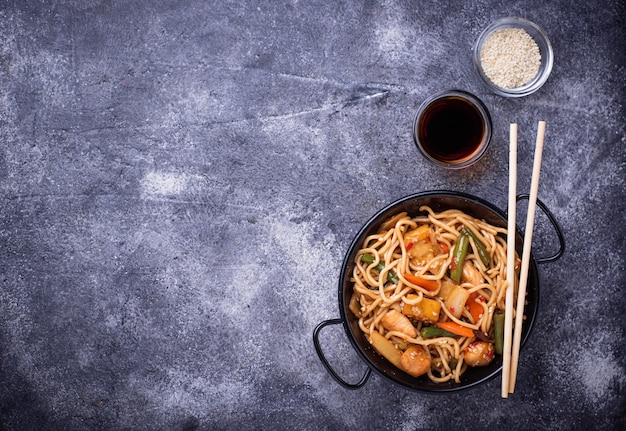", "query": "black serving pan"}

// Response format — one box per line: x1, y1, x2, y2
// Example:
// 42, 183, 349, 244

313, 191, 564, 393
